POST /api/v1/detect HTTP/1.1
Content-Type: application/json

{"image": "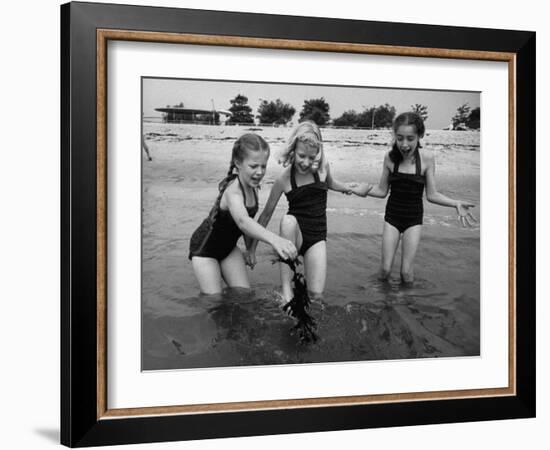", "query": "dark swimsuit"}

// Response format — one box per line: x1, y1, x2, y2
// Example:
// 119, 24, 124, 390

384, 155, 425, 233
188, 177, 258, 261
285, 166, 328, 256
